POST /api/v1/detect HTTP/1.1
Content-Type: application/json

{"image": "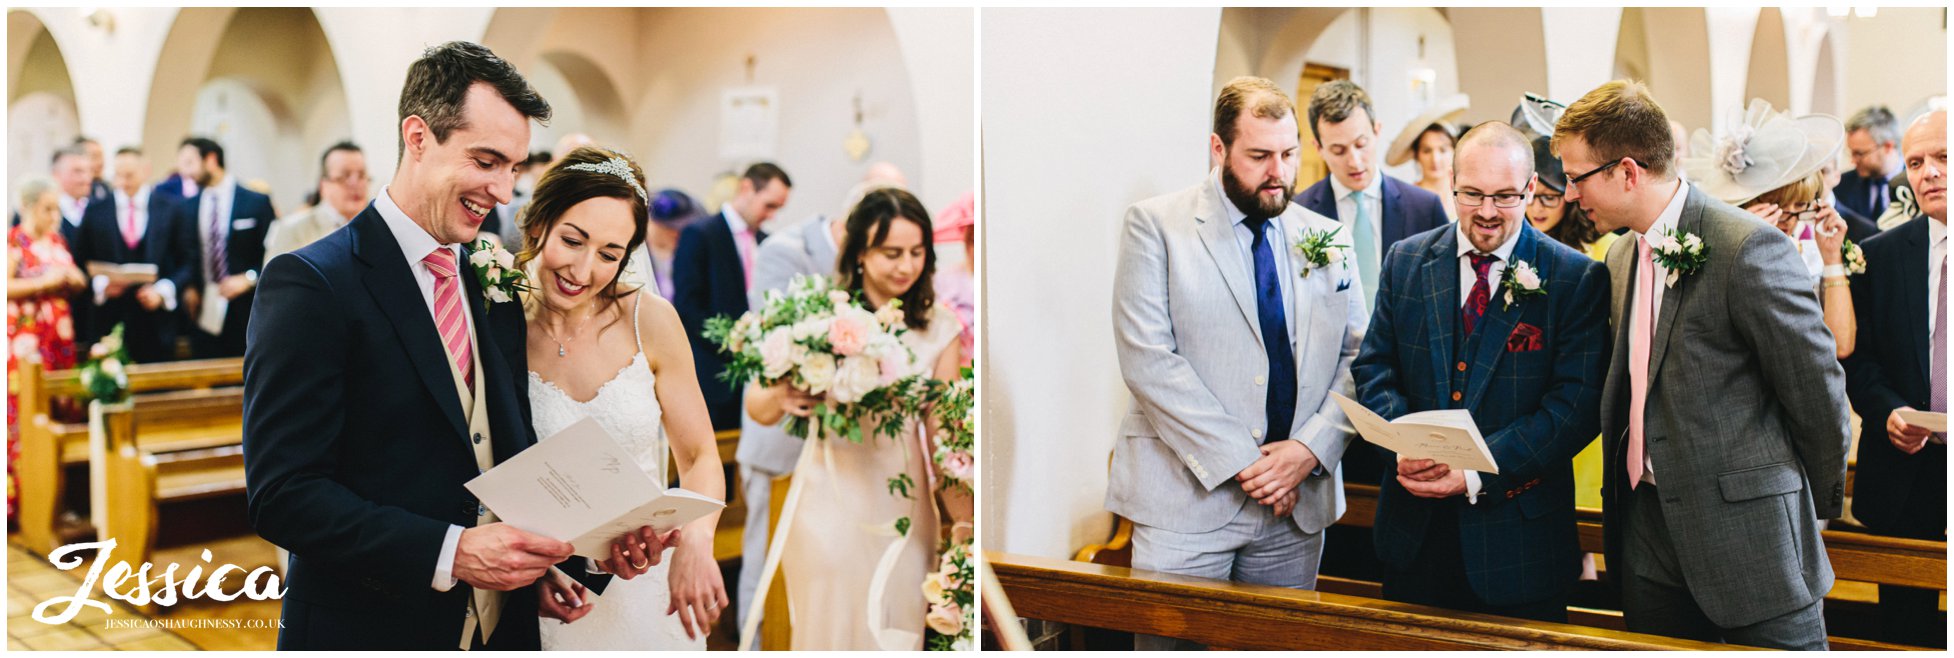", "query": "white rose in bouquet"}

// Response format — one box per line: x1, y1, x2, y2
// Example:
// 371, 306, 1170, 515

798, 352, 838, 395
829, 355, 883, 404
759, 329, 797, 379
